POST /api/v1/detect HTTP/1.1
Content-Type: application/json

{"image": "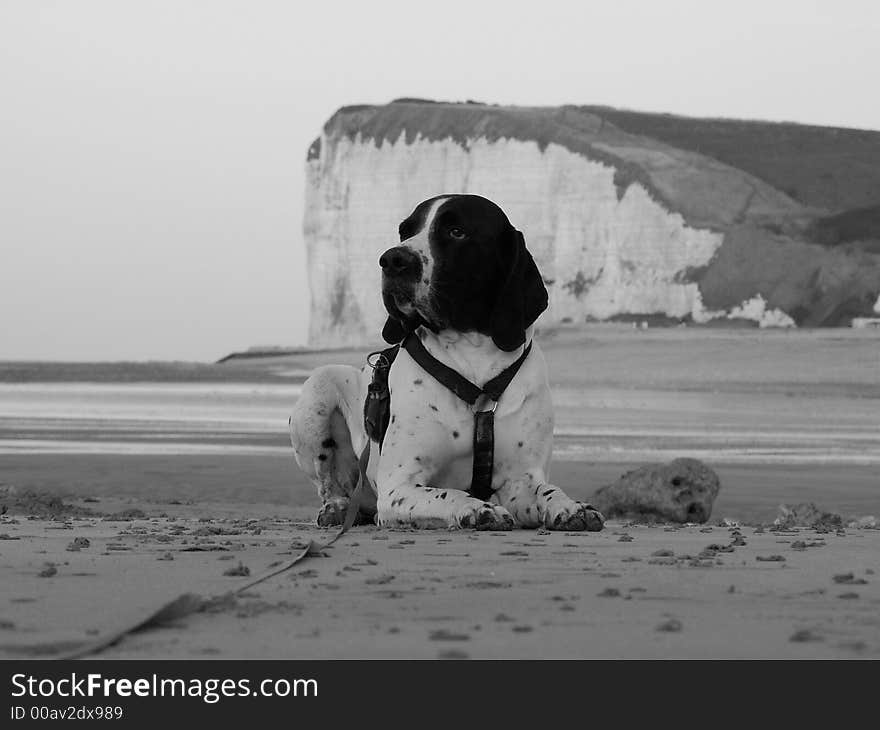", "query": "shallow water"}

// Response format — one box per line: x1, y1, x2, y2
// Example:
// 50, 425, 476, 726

2, 381, 878, 465
0, 382, 298, 455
